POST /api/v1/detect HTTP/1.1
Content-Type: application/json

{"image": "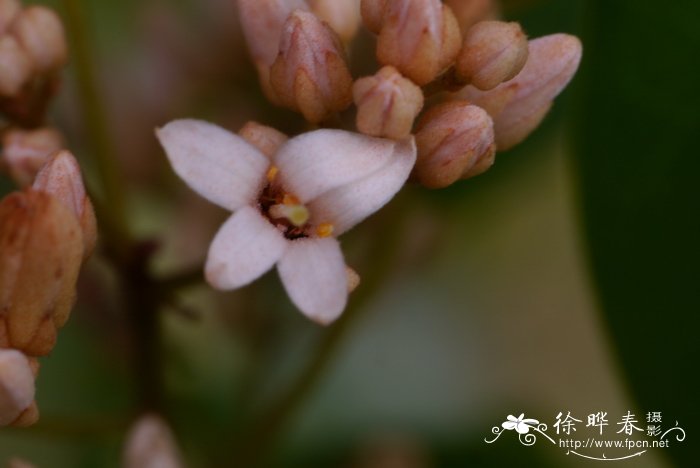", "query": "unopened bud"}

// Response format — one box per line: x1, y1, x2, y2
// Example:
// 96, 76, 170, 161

456, 33, 582, 150
9, 6, 68, 73
0, 0, 21, 33
353, 66, 424, 140
360, 0, 386, 34
123, 414, 184, 468
237, 0, 310, 102
413, 101, 495, 188
1, 126, 64, 186
310, 0, 361, 43
455, 21, 528, 91
376, 0, 462, 86
346, 266, 360, 293
0, 349, 35, 426
0, 190, 83, 356
238, 121, 288, 158
444, 0, 499, 35
0, 35, 31, 96
32, 150, 97, 259
270, 10, 353, 123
